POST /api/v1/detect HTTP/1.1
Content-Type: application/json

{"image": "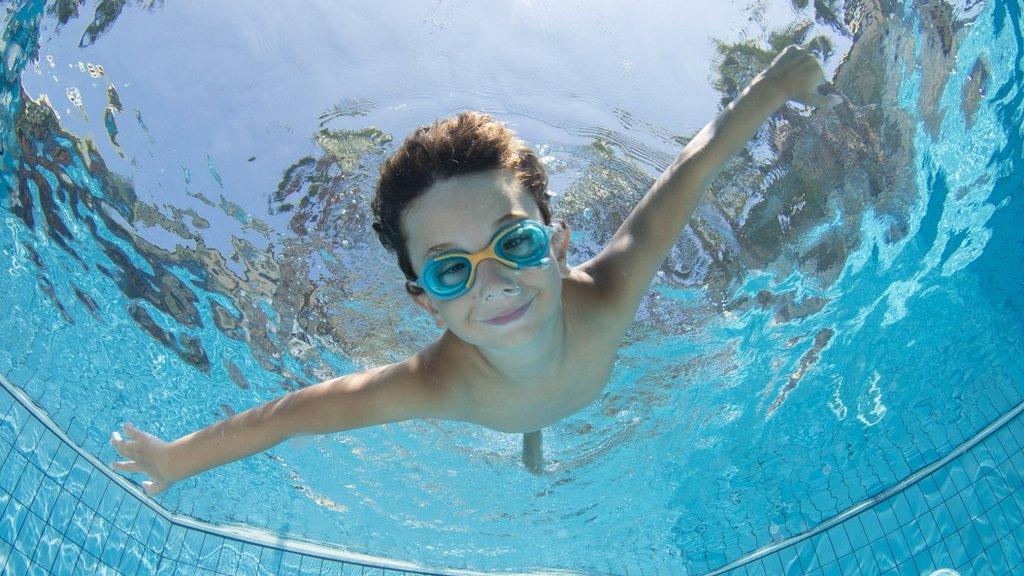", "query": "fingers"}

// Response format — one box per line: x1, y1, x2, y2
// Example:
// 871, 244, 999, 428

123, 422, 142, 440
112, 460, 143, 472
142, 480, 166, 496
110, 430, 135, 456
804, 91, 844, 110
